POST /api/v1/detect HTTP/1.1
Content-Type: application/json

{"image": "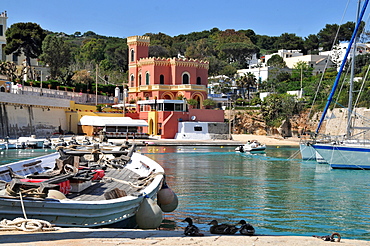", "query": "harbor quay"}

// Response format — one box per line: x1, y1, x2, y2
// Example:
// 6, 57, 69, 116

0, 228, 368, 246
109, 134, 301, 147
